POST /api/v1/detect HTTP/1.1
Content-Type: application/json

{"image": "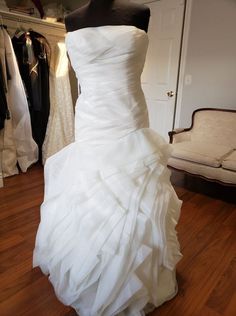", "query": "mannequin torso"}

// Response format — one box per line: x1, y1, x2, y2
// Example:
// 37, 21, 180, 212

65, 0, 150, 33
